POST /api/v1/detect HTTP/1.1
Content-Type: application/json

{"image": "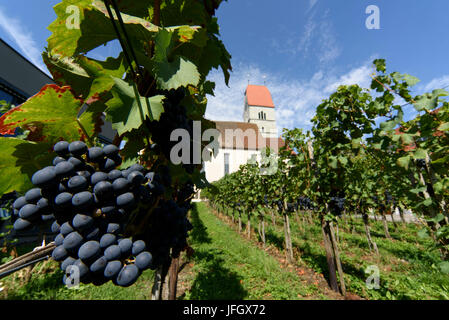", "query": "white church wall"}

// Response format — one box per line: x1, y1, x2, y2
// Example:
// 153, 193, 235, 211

203, 147, 261, 183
